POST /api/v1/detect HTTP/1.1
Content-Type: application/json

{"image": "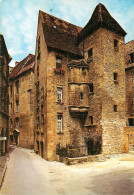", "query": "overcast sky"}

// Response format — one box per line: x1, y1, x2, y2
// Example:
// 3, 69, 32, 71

0, 0, 134, 67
